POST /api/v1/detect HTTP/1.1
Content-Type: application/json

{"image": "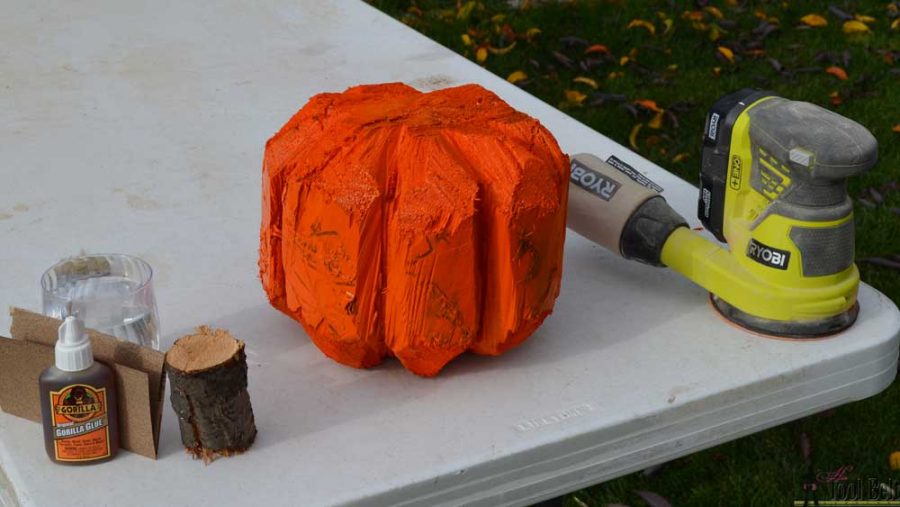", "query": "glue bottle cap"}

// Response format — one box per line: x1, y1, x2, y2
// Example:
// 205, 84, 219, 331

56, 316, 94, 372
